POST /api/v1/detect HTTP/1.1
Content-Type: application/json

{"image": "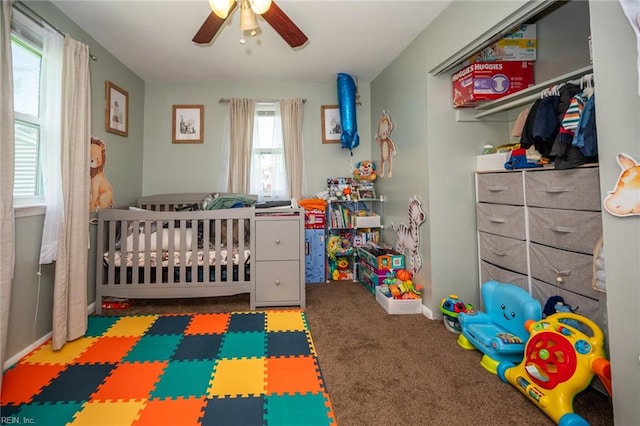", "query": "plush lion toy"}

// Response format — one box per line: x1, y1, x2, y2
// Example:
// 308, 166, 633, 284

353, 160, 377, 181
90, 136, 114, 212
